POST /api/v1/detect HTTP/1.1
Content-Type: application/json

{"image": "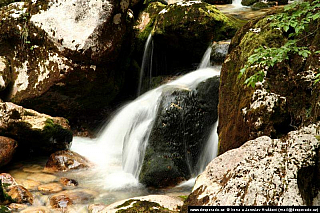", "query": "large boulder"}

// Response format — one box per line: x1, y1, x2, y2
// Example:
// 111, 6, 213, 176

151, 1, 241, 74
0, 0, 141, 127
0, 136, 17, 167
182, 124, 320, 209
0, 102, 72, 154
139, 76, 219, 188
218, 12, 320, 154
